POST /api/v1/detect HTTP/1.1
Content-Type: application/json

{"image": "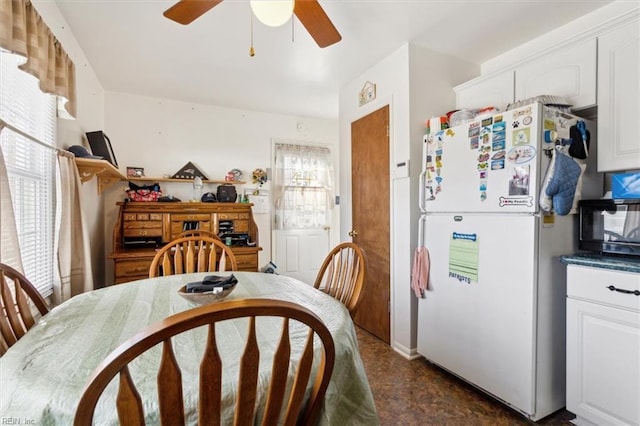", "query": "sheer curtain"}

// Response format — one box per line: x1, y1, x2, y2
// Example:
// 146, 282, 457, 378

55, 151, 93, 303
273, 143, 334, 230
0, 134, 23, 271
